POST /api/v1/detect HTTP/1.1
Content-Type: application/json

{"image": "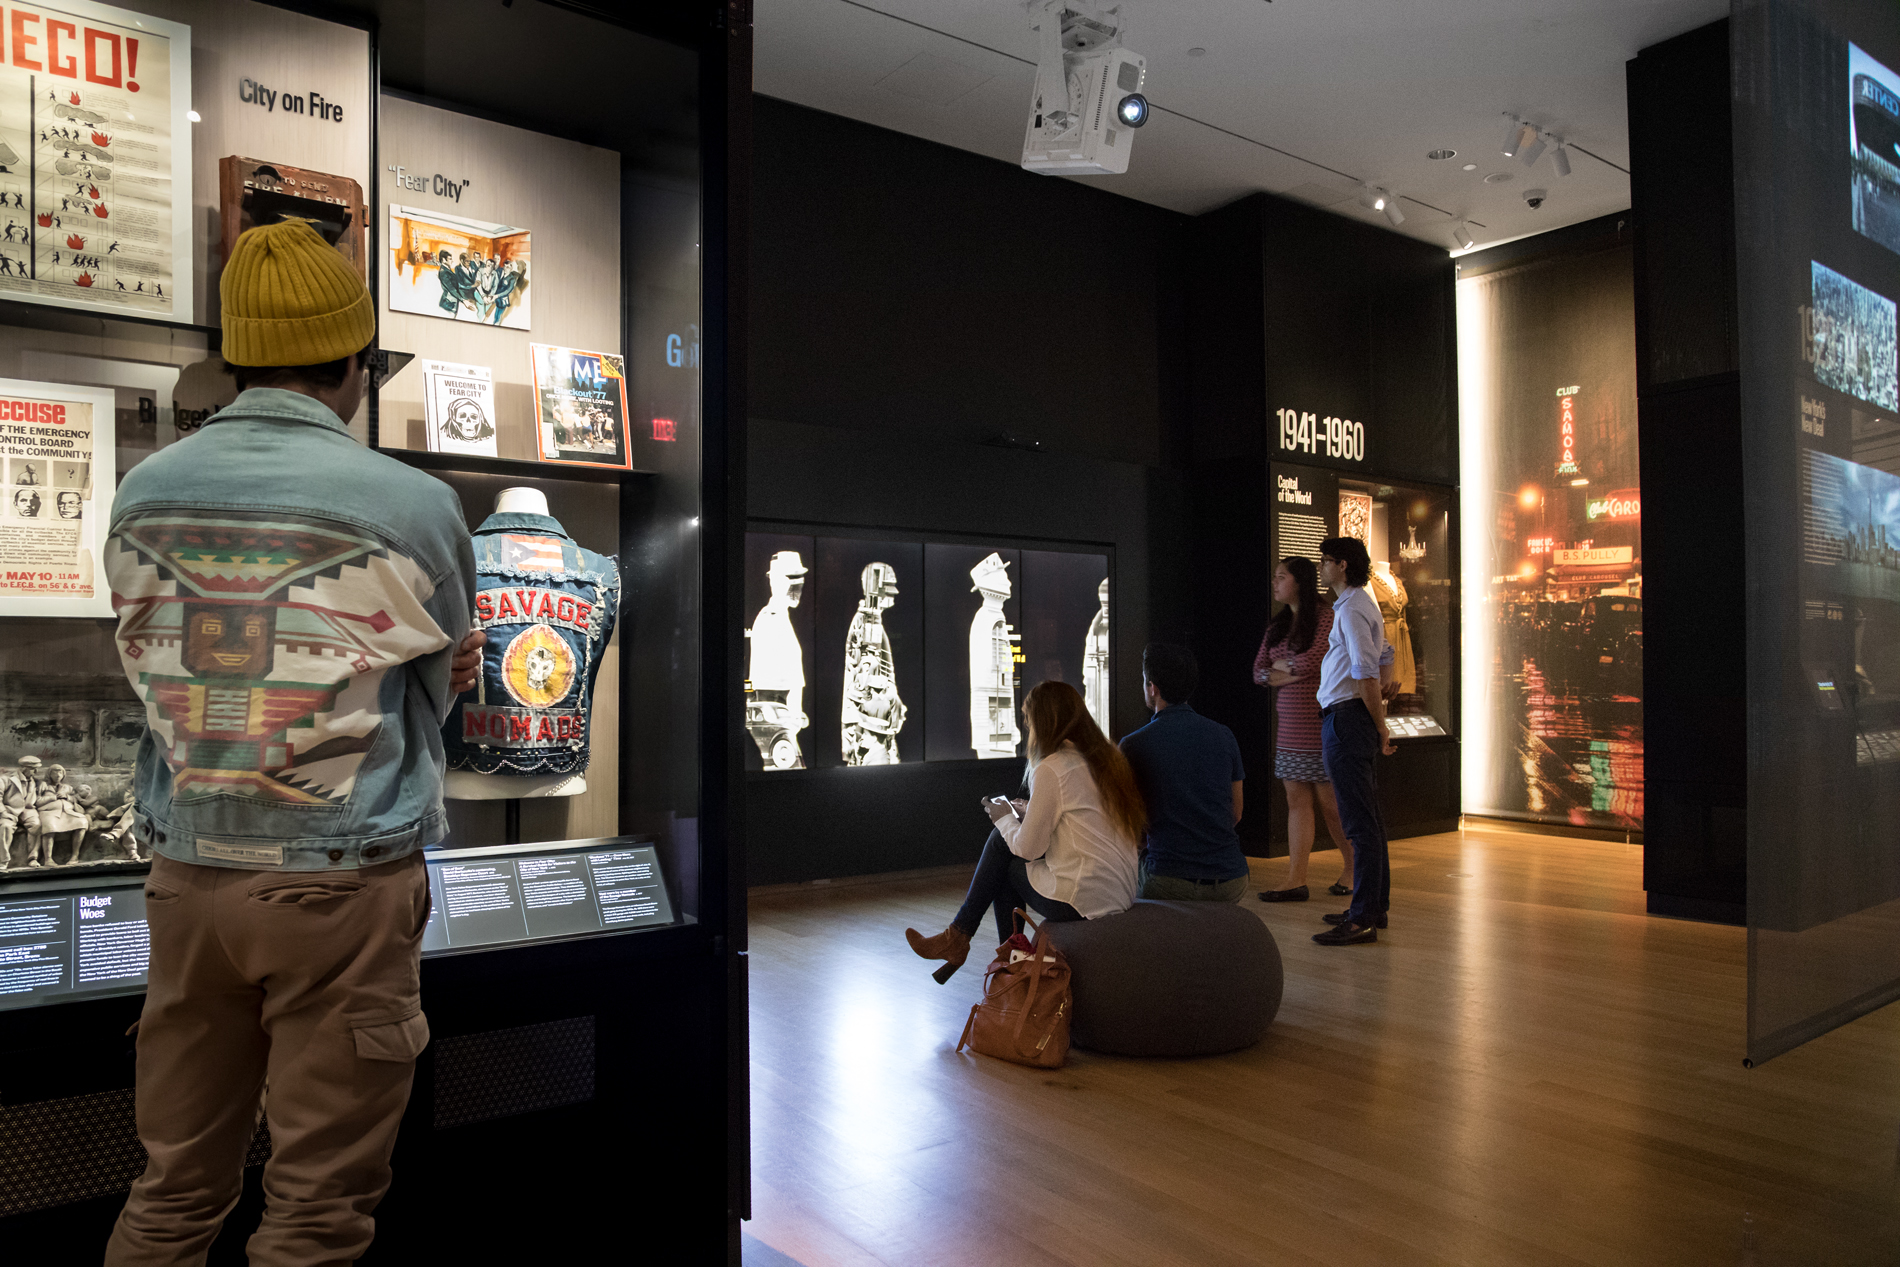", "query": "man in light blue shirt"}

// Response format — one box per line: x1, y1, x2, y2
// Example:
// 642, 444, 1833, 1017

1312, 535, 1395, 945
